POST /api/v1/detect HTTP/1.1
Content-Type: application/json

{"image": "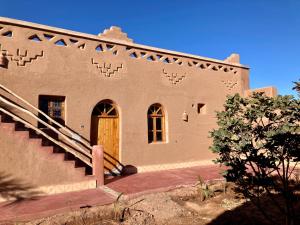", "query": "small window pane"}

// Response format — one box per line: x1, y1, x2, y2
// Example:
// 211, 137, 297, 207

40, 100, 48, 114
148, 118, 153, 130
156, 131, 162, 141
157, 108, 162, 115
53, 101, 60, 107
109, 108, 117, 116
39, 95, 65, 128
148, 131, 153, 143
98, 104, 105, 113
53, 109, 61, 118
156, 117, 162, 130
92, 101, 118, 117
105, 104, 112, 113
